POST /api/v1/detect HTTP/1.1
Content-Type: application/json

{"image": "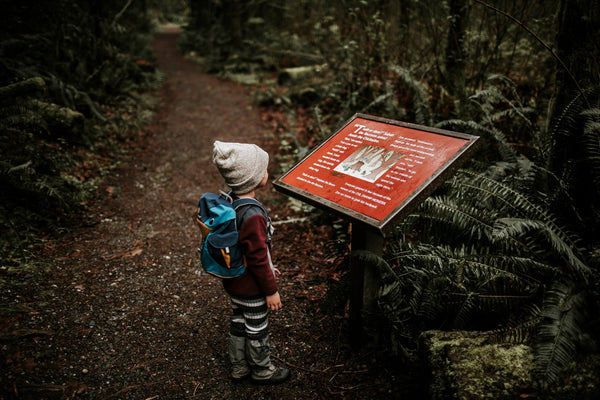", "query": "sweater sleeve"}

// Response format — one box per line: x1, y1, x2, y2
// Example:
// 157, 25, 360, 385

237, 213, 278, 295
